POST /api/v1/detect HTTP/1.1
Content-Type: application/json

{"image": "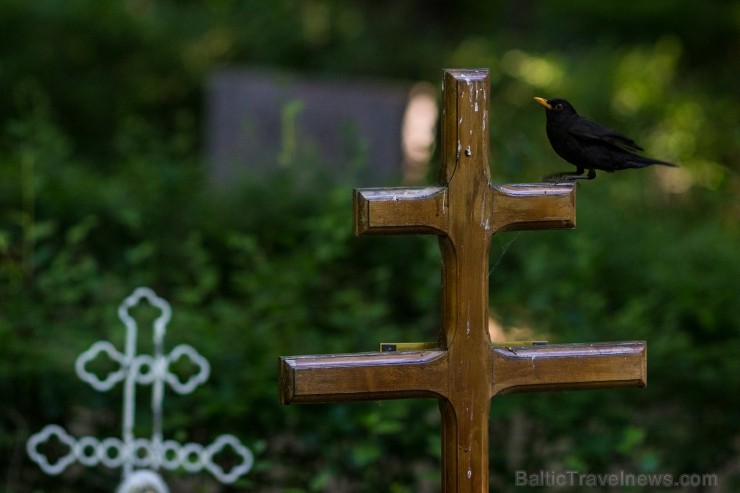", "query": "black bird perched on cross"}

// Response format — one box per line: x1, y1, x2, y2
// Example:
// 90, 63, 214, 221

534, 97, 677, 181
